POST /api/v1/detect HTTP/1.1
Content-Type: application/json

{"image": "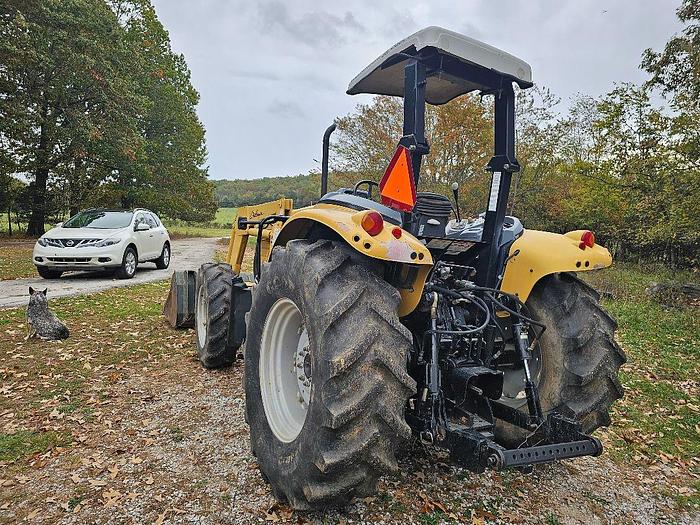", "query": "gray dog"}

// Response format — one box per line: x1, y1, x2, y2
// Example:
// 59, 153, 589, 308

25, 287, 69, 340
